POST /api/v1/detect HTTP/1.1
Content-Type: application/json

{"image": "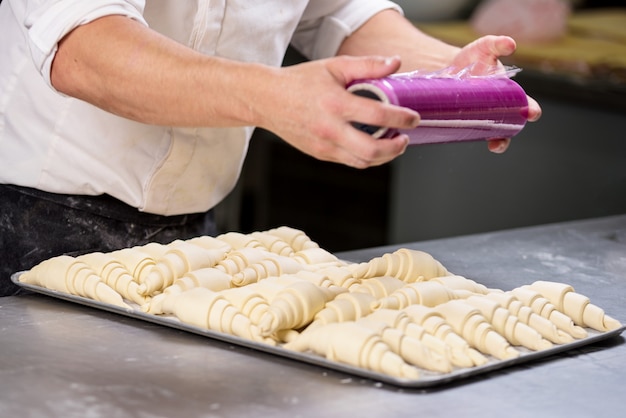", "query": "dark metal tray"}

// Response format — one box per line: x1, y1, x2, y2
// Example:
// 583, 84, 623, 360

12, 271, 625, 389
